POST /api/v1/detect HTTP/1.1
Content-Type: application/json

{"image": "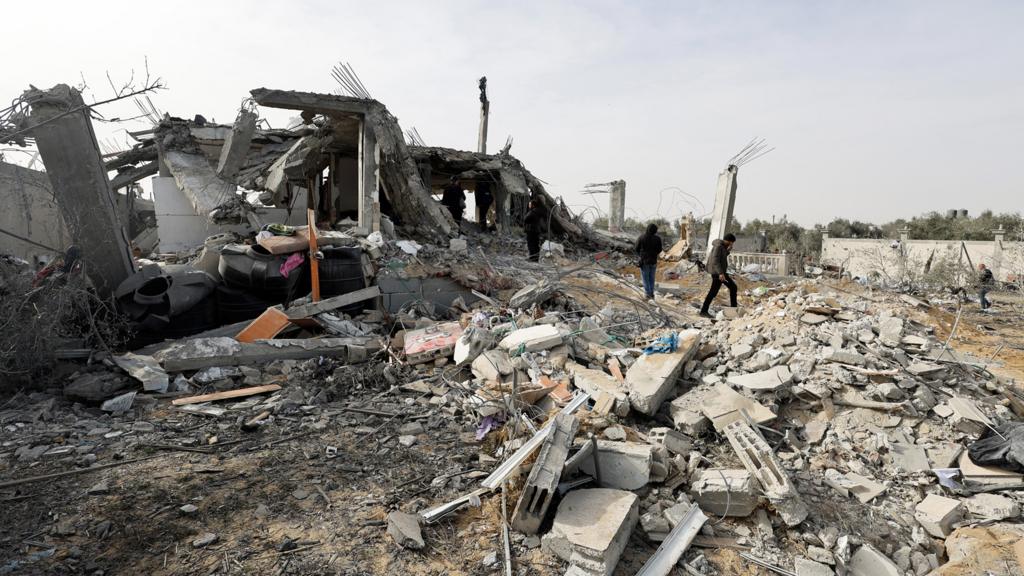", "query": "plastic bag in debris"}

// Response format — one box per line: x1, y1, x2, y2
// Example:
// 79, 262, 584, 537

967, 421, 1024, 473
643, 332, 678, 355
366, 231, 385, 247
751, 286, 769, 297
396, 240, 422, 256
